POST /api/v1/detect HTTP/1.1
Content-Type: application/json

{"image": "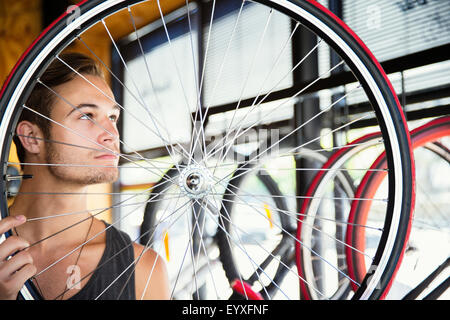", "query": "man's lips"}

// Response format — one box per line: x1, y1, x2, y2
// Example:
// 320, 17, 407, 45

94, 153, 119, 160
